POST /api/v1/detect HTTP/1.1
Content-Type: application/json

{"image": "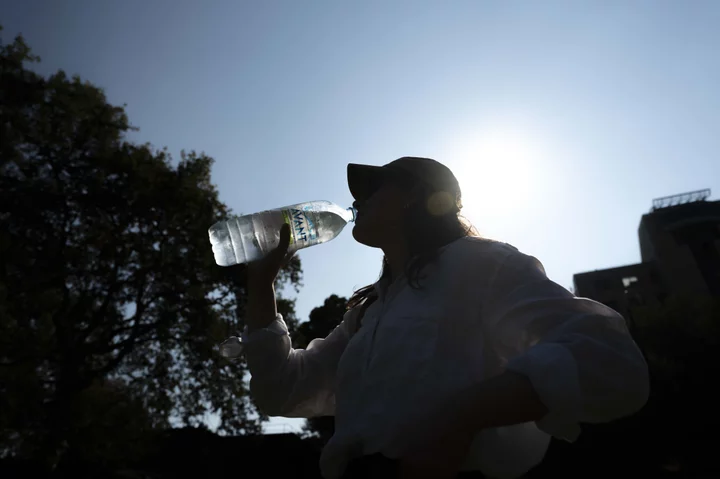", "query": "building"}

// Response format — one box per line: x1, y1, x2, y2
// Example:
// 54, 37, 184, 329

573, 189, 720, 318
